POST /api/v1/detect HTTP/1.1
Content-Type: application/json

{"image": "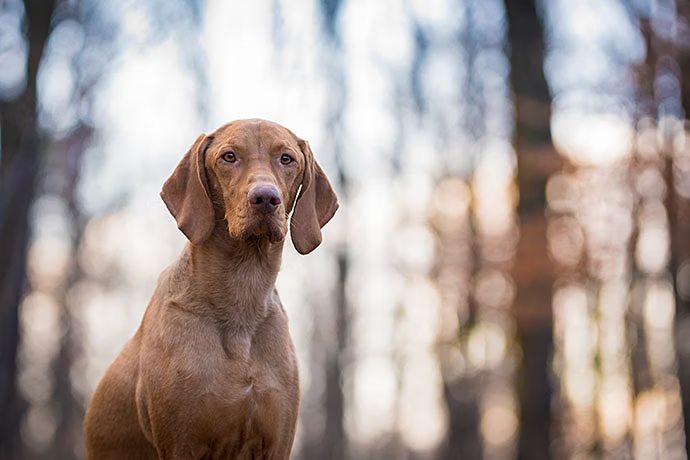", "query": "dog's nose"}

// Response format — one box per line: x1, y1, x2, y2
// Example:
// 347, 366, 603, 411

248, 184, 282, 213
